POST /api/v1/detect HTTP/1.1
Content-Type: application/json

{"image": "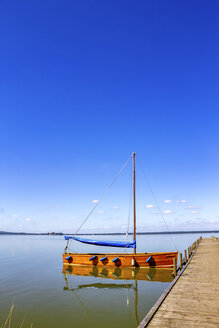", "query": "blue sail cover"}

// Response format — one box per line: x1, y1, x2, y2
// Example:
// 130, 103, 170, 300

65, 236, 136, 248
